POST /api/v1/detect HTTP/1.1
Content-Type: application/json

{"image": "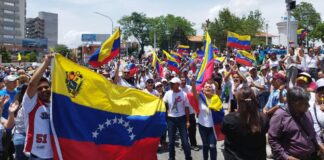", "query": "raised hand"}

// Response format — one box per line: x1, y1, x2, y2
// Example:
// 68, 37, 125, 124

8, 101, 19, 114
